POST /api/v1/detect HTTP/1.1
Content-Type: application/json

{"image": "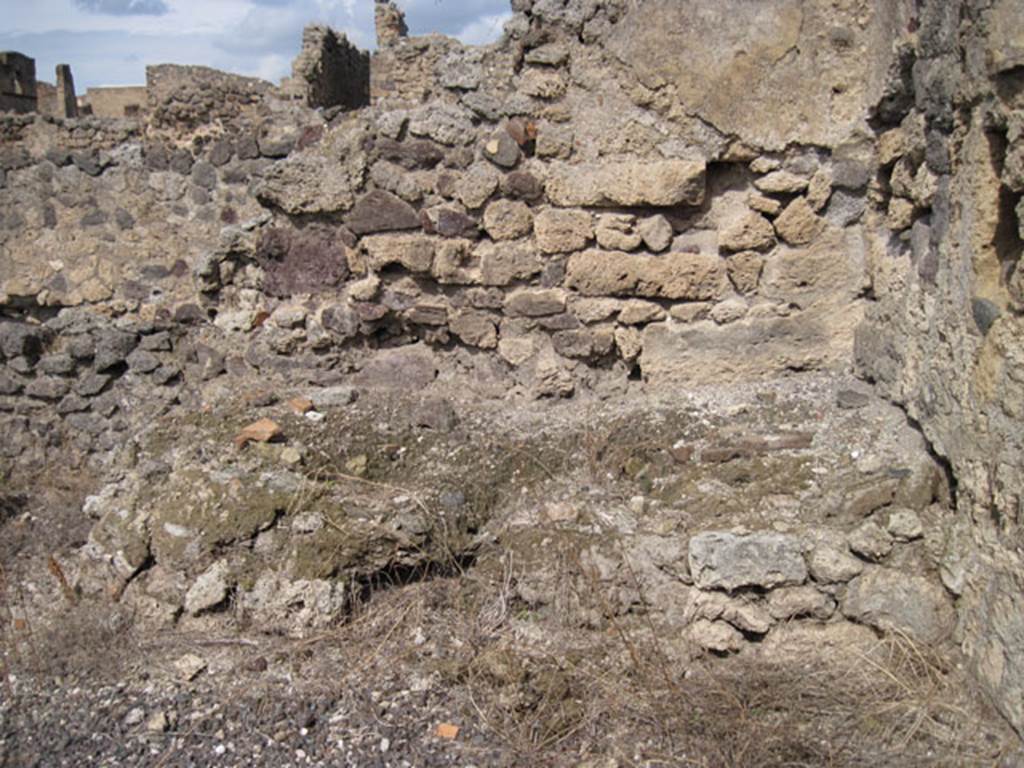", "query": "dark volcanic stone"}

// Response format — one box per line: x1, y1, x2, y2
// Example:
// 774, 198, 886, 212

71, 152, 102, 177
345, 189, 420, 235
971, 297, 1000, 335
502, 170, 544, 201
236, 134, 260, 160
126, 350, 160, 373
321, 305, 360, 340
39, 354, 75, 376
374, 138, 445, 170
114, 208, 135, 230
80, 210, 108, 227
836, 389, 871, 409
354, 343, 437, 389
208, 139, 234, 167
174, 304, 205, 325
421, 207, 480, 238
93, 330, 138, 371
75, 372, 111, 397
25, 376, 70, 401
0, 323, 49, 360
194, 343, 225, 380
482, 132, 521, 169
255, 227, 349, 297
0, 371, 23, 395
191, 161, 218, 190
169, 149, 194, 175
144, 143, 170, 171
